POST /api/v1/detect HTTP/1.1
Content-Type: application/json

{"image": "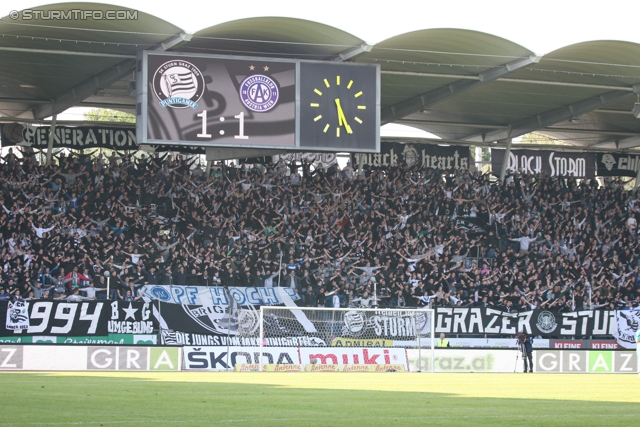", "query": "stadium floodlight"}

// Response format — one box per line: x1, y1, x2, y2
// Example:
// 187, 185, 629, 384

249, 306, 435, 372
